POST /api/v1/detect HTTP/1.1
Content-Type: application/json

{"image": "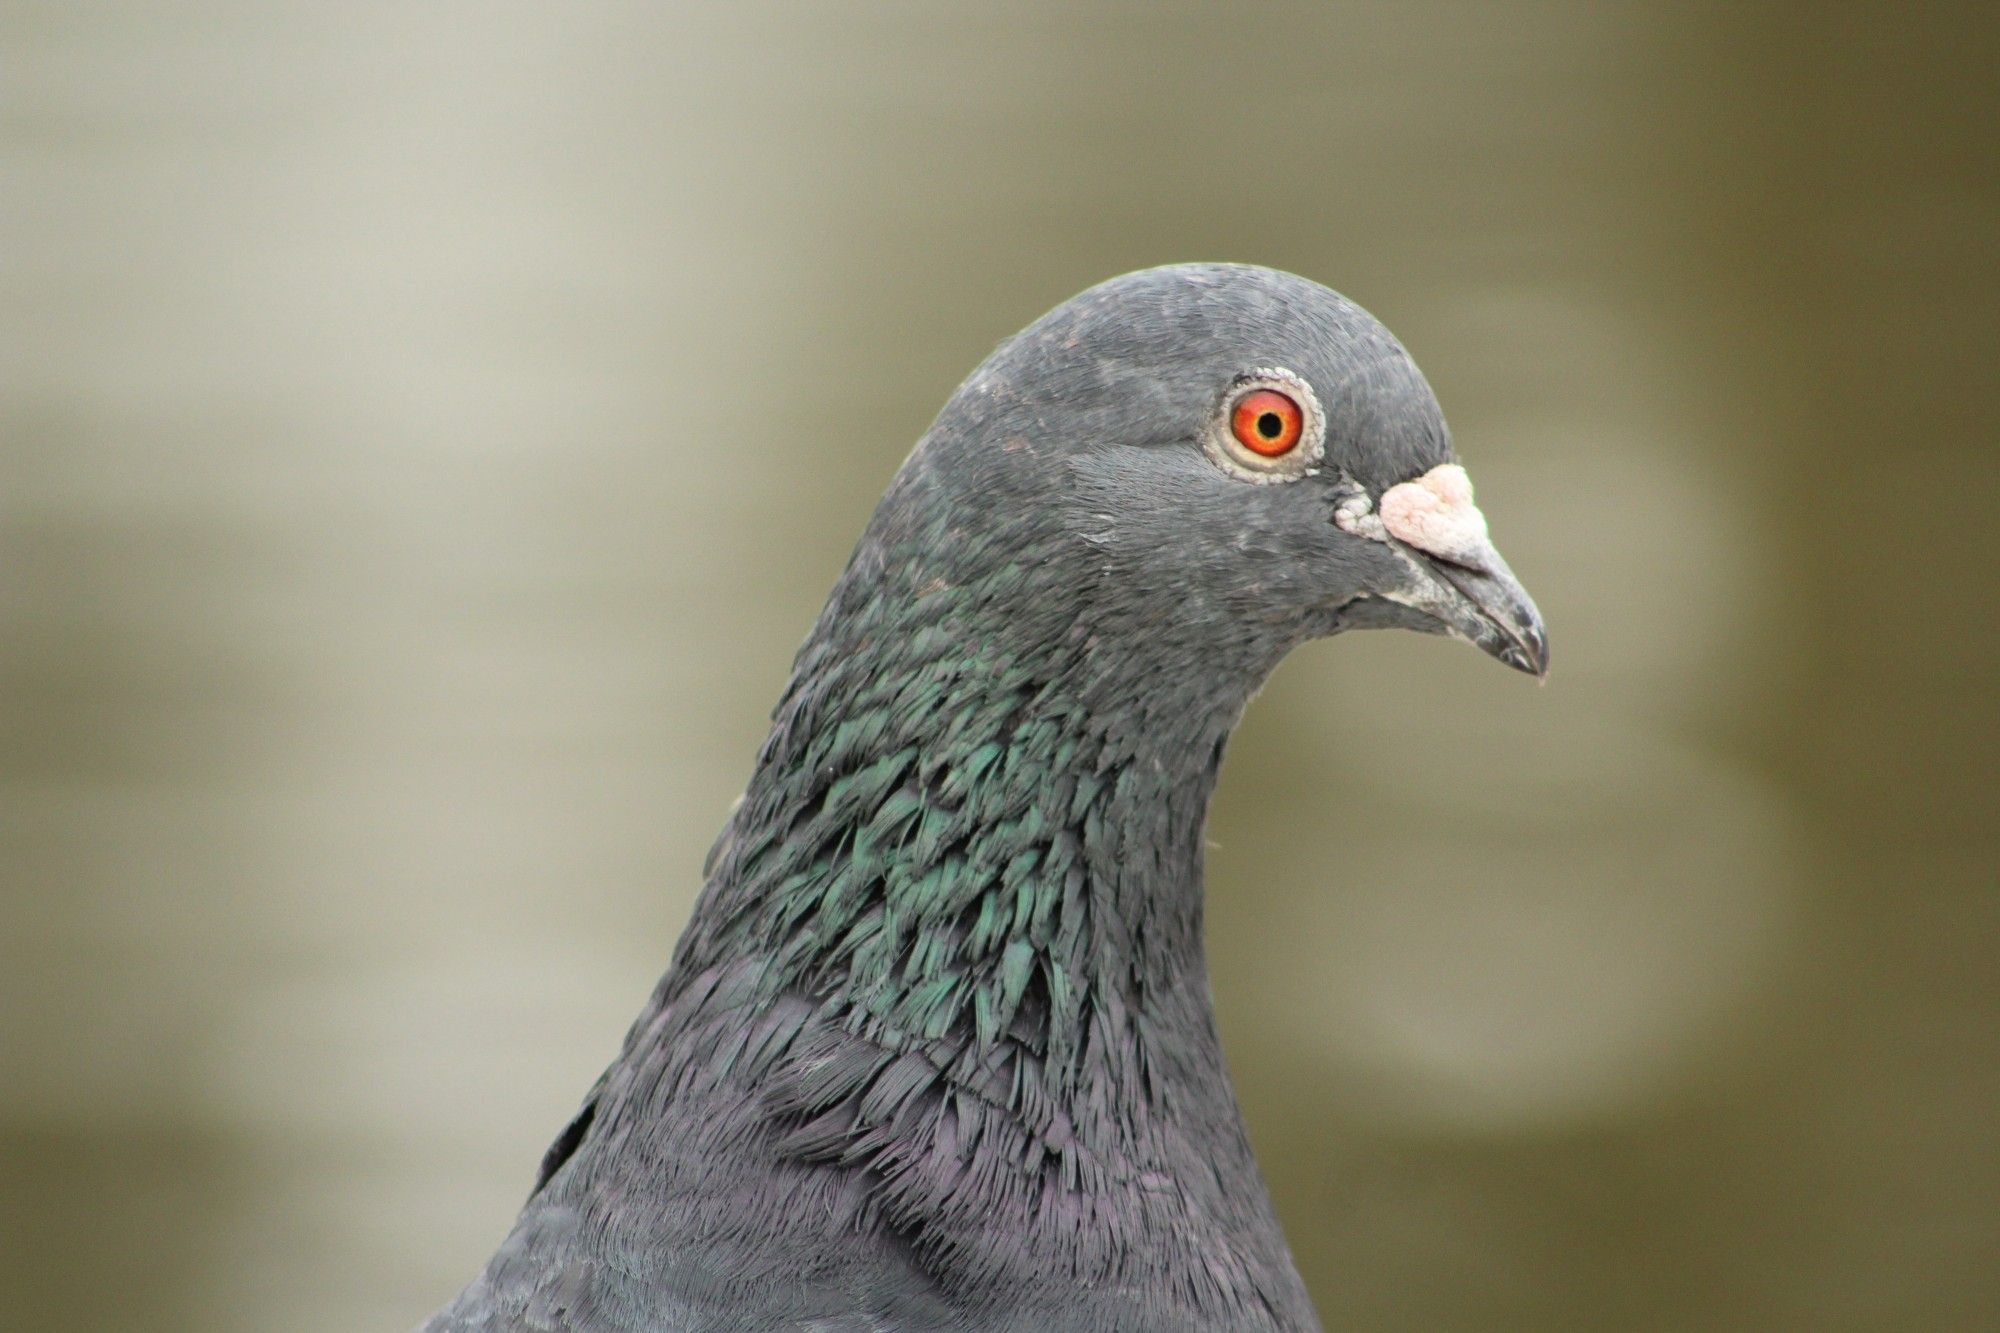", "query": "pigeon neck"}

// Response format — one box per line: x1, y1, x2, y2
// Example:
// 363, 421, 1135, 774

680, 535, 1273, 1092
643, 508, 1310, 1323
